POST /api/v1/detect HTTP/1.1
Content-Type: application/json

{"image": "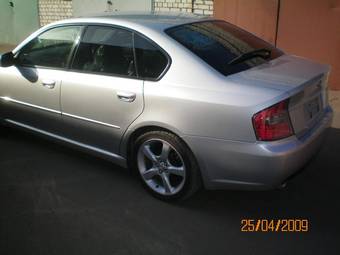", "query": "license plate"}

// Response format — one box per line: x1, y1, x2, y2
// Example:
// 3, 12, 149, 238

305, 97, 320, 120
